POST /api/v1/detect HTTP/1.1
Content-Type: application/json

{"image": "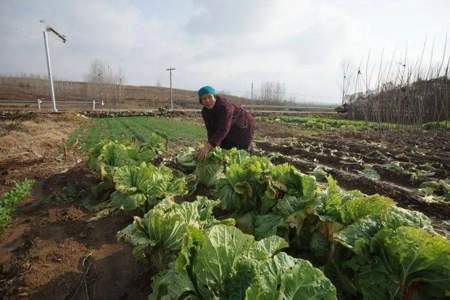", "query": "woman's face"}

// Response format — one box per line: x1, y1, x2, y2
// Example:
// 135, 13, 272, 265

200, 94, 216, 109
